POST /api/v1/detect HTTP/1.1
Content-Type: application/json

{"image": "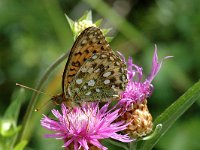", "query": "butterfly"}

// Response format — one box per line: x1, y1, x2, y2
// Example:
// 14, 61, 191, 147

51, 26, 128, 107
